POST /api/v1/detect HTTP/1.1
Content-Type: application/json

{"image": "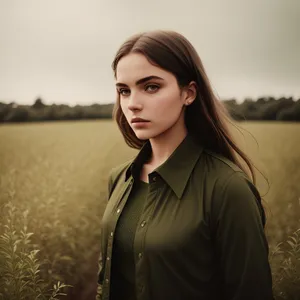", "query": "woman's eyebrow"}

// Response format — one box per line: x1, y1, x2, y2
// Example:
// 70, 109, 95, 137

116, 75, 164, 87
